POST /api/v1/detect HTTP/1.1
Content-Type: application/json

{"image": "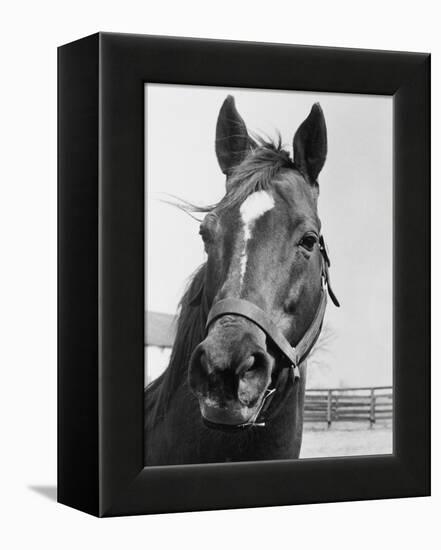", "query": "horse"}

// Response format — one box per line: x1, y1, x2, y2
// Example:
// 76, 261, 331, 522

144, 95, 339, 466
